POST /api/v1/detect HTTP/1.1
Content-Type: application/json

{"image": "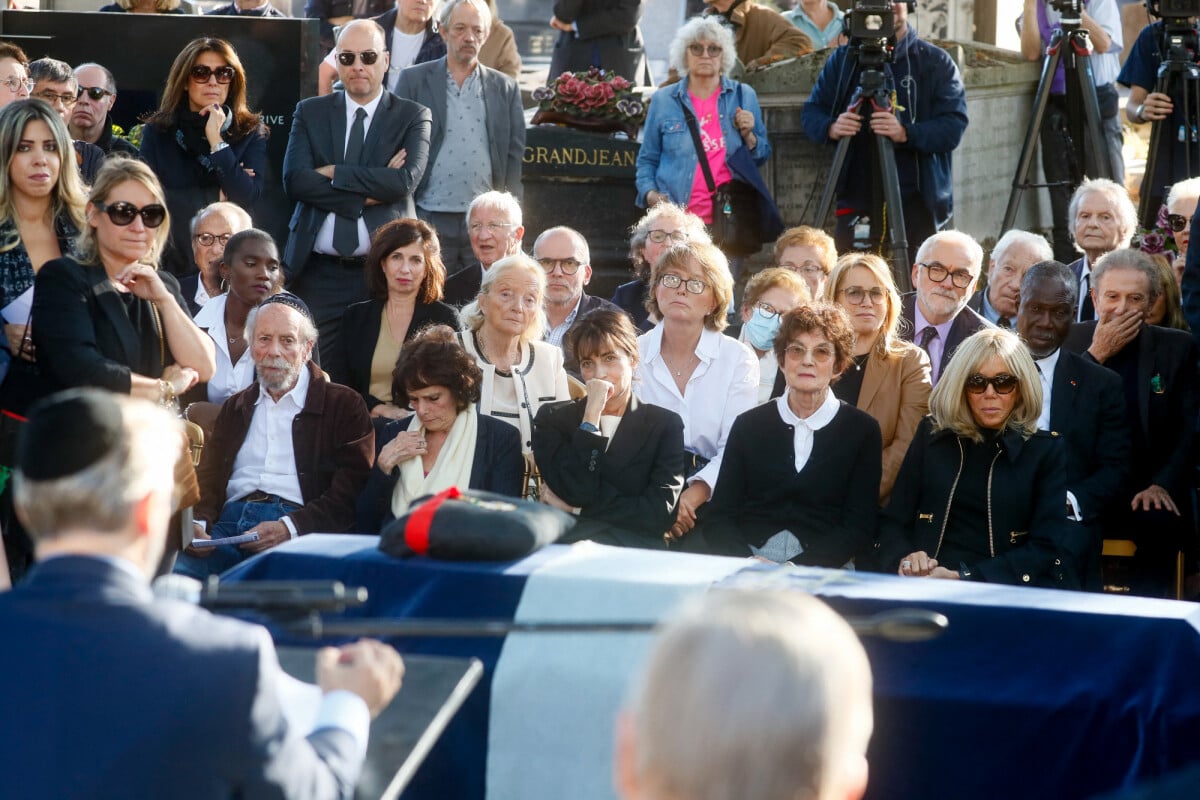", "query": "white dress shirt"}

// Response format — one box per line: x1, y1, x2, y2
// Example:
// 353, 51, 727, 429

313, 91, 384, 257
634, 326, 759, 491
1034, 347, 1061, 432
193, 294, 256, 404
775, 388, 840, 472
